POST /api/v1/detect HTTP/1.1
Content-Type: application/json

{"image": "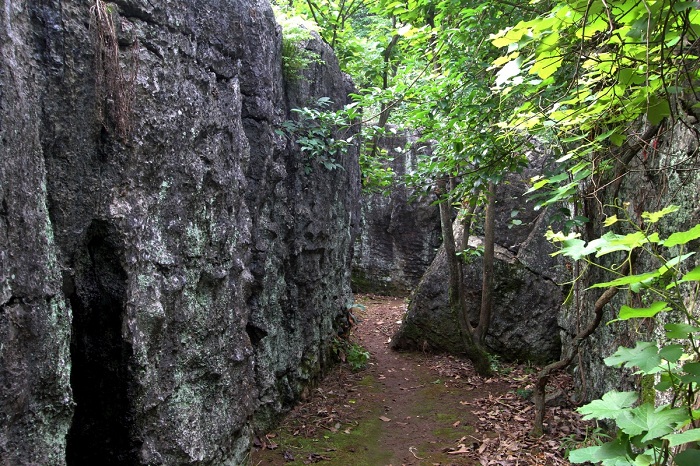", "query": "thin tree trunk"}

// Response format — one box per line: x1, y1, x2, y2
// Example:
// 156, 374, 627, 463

437, 179, 491, 376
530, 259, 634, 437
458, 195, 478, 341
476, 182, 496, 344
